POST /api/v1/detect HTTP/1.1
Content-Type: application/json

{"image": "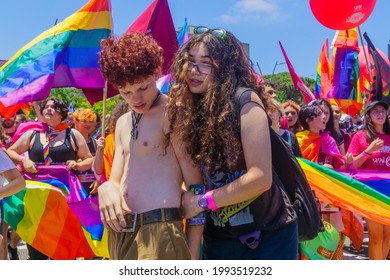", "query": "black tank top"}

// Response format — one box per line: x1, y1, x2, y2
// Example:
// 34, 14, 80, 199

28, 128, 77, 163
